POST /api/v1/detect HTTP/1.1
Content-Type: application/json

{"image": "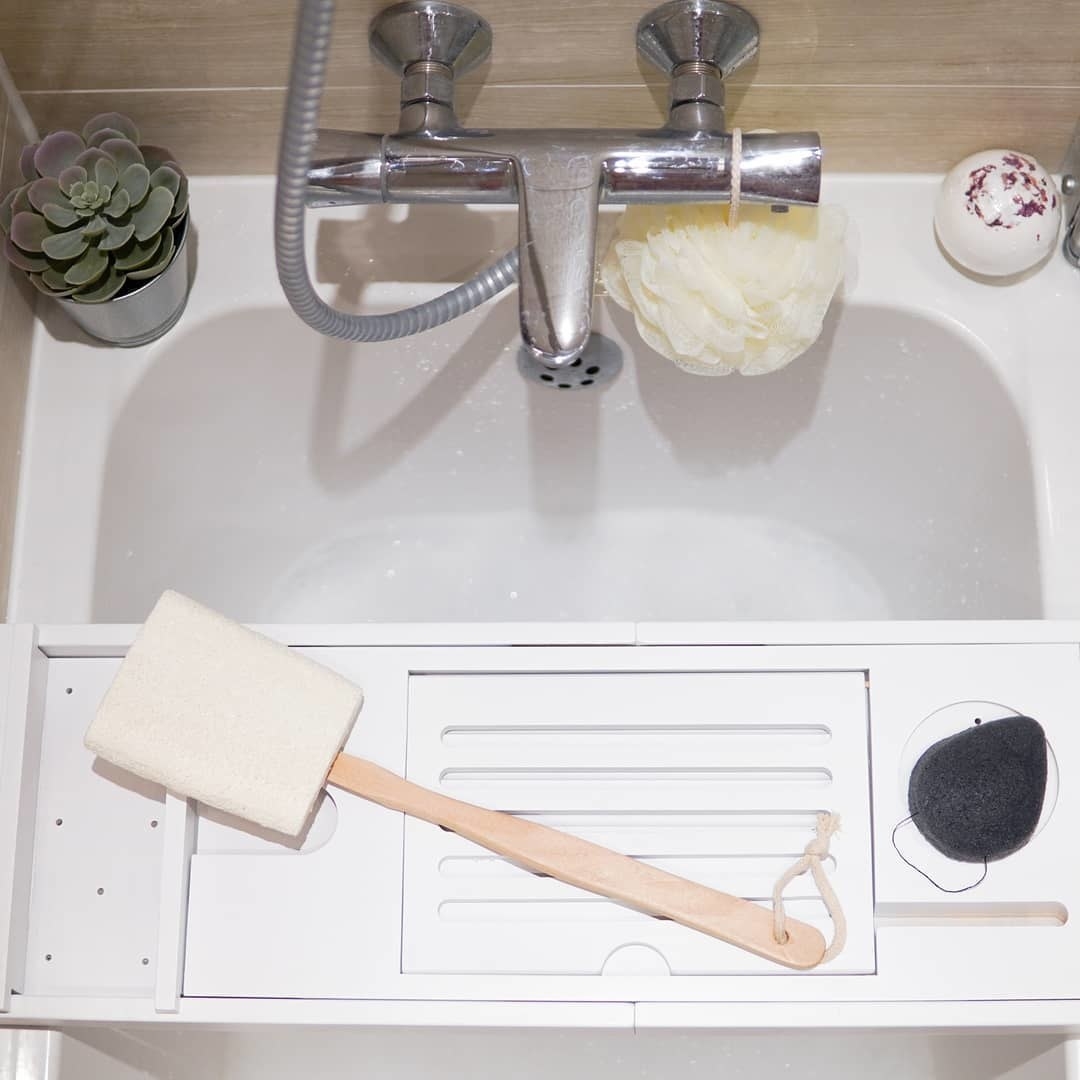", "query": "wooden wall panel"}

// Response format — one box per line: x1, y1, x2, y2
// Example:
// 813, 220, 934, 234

0, 105, 37, 618
3, 1, 1079, 91
7, 1, 1080, 173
